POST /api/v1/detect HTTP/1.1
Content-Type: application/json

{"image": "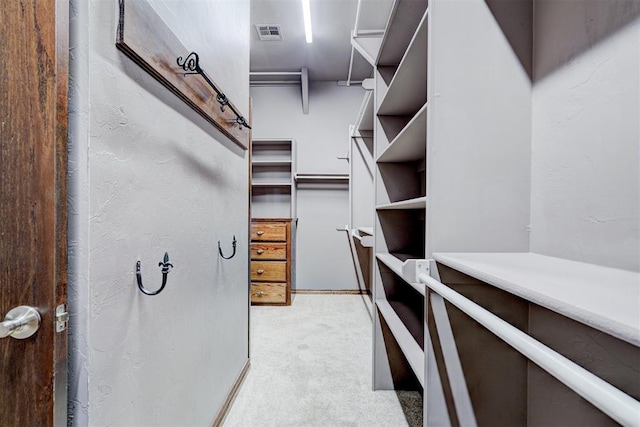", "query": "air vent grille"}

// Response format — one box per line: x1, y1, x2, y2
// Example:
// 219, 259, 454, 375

255, 24, 283, 41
